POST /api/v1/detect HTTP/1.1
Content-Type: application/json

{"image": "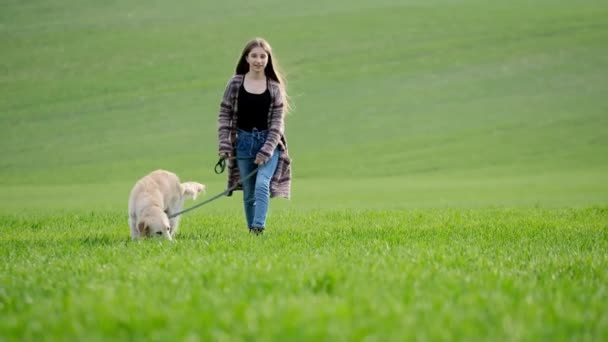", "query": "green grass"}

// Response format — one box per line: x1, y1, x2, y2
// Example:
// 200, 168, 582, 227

1, 0, 608, 340
2, 208, 607, 340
